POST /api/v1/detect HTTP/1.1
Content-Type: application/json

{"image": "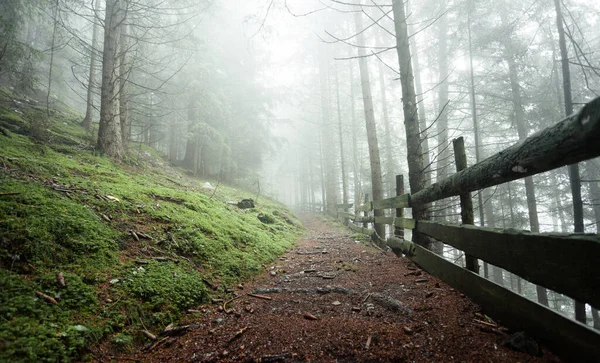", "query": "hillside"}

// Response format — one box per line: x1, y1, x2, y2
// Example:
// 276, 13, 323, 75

0, 94, 302, 362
